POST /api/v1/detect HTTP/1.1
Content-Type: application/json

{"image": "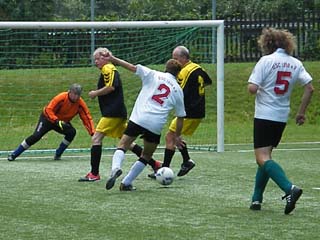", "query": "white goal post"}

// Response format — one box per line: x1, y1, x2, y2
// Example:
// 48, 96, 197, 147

0, 20, 225, 152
